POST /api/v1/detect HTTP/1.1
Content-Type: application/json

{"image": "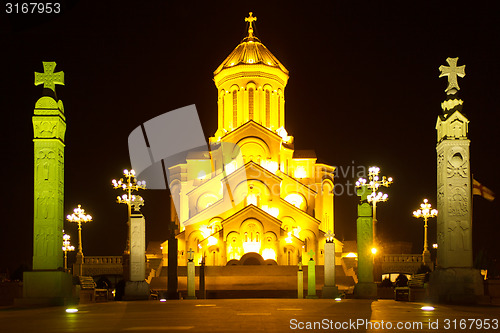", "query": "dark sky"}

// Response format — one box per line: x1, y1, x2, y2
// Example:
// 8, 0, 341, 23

1, 1, 499, 273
